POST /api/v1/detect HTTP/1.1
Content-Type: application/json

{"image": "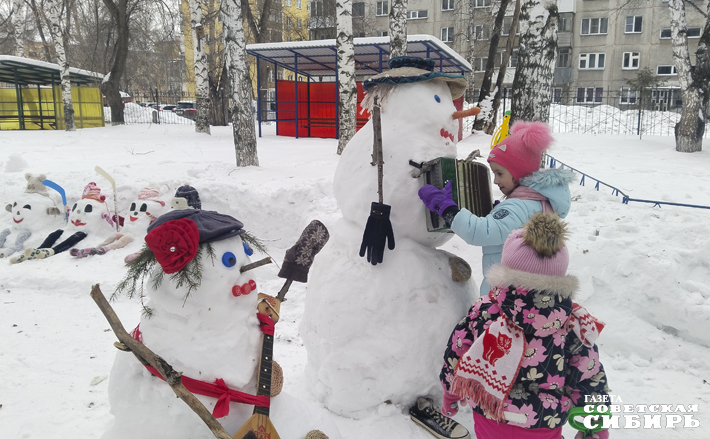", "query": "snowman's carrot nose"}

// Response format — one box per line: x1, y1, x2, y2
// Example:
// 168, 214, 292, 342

452, 107, 481, 119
